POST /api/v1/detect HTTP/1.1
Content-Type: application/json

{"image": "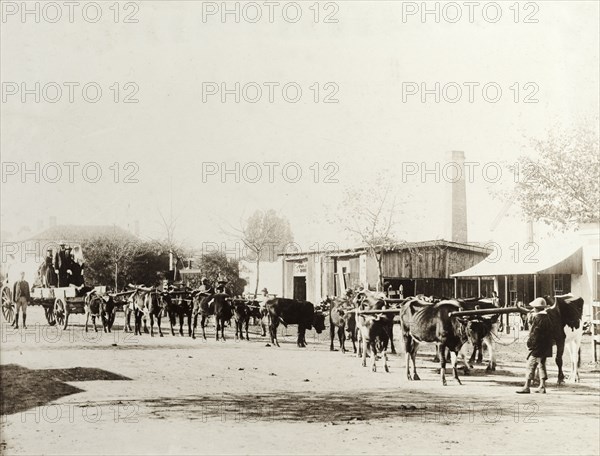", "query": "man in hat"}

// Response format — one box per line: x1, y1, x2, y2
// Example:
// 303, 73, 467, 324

12, 271, 30, 329
516, 298, 553, 394
257, 288, 271, 337
198, 277, 214, 295
216, 276, 229, 295
53, 241, 69, 287
64, 245, 74, 285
